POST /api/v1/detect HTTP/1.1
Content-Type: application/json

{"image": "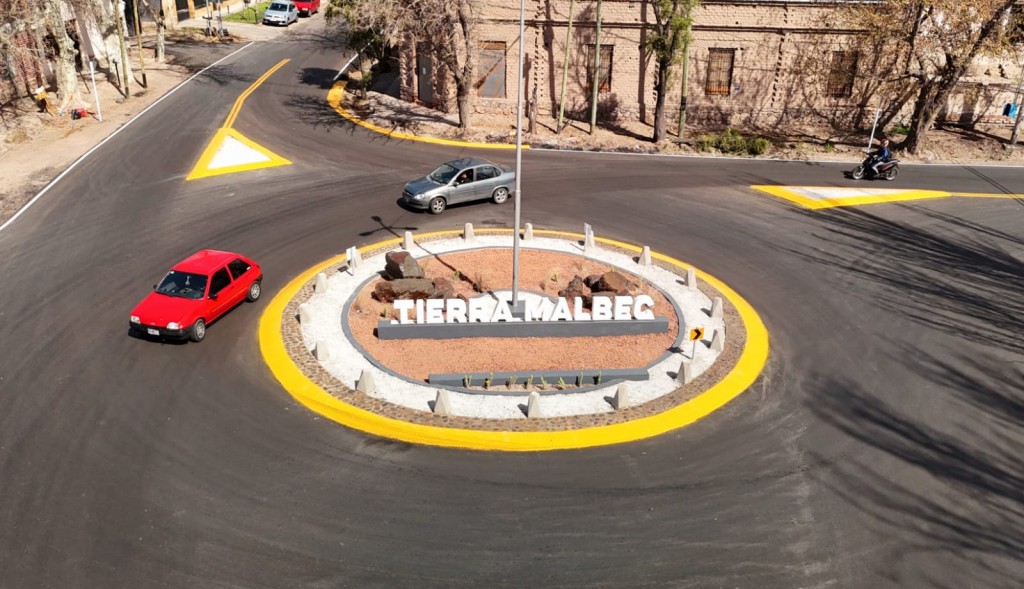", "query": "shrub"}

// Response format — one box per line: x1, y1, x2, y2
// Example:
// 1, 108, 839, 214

890, 123, 910, 136
747, 137, 771, 155
717, 128, 747, 153
694, 134, 718, 152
